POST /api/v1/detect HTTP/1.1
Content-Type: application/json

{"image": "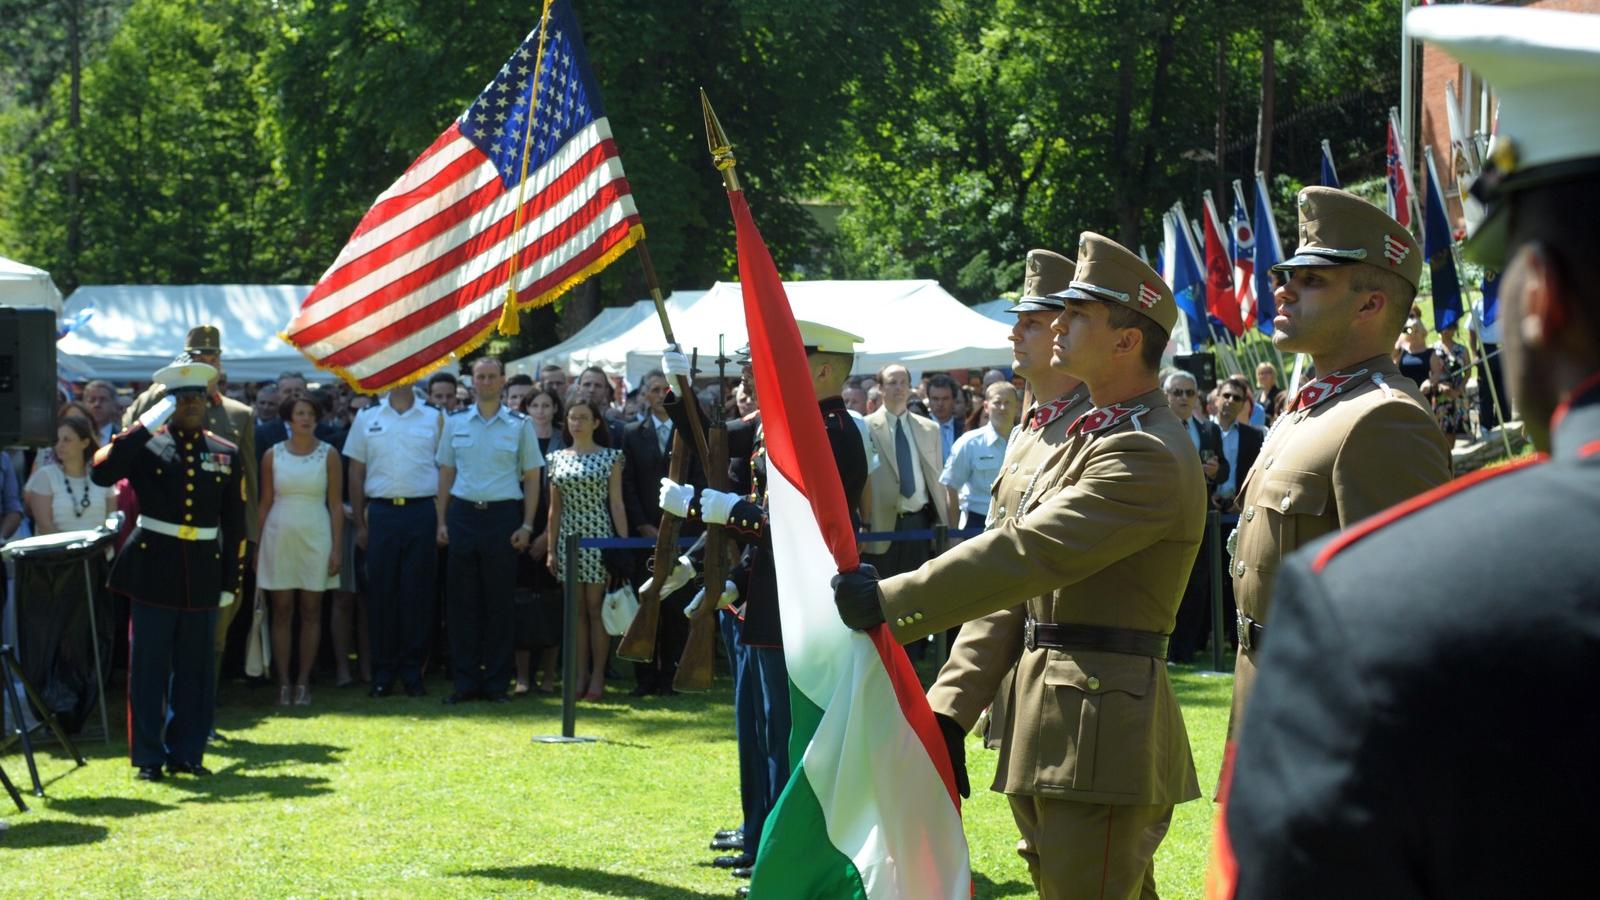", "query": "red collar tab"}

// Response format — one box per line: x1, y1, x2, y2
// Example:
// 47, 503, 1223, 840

1067, 403, 1146, 437
1549, 369, 1600, 434
1290, 369, 1368, 413
1027, 393, 1082, 432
